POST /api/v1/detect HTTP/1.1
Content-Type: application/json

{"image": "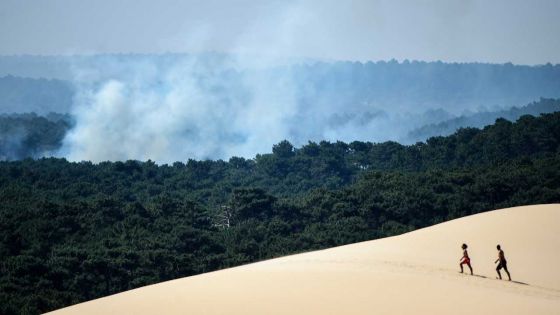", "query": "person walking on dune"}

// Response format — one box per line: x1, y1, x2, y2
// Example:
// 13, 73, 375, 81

495, 244, 511, 281
459, 243, 473, 275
